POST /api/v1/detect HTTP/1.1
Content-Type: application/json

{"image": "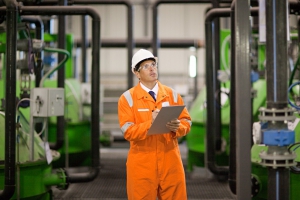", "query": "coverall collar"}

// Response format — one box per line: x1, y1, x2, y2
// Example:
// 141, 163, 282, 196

140, 82, 158, 96
136, 81, 168, 102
